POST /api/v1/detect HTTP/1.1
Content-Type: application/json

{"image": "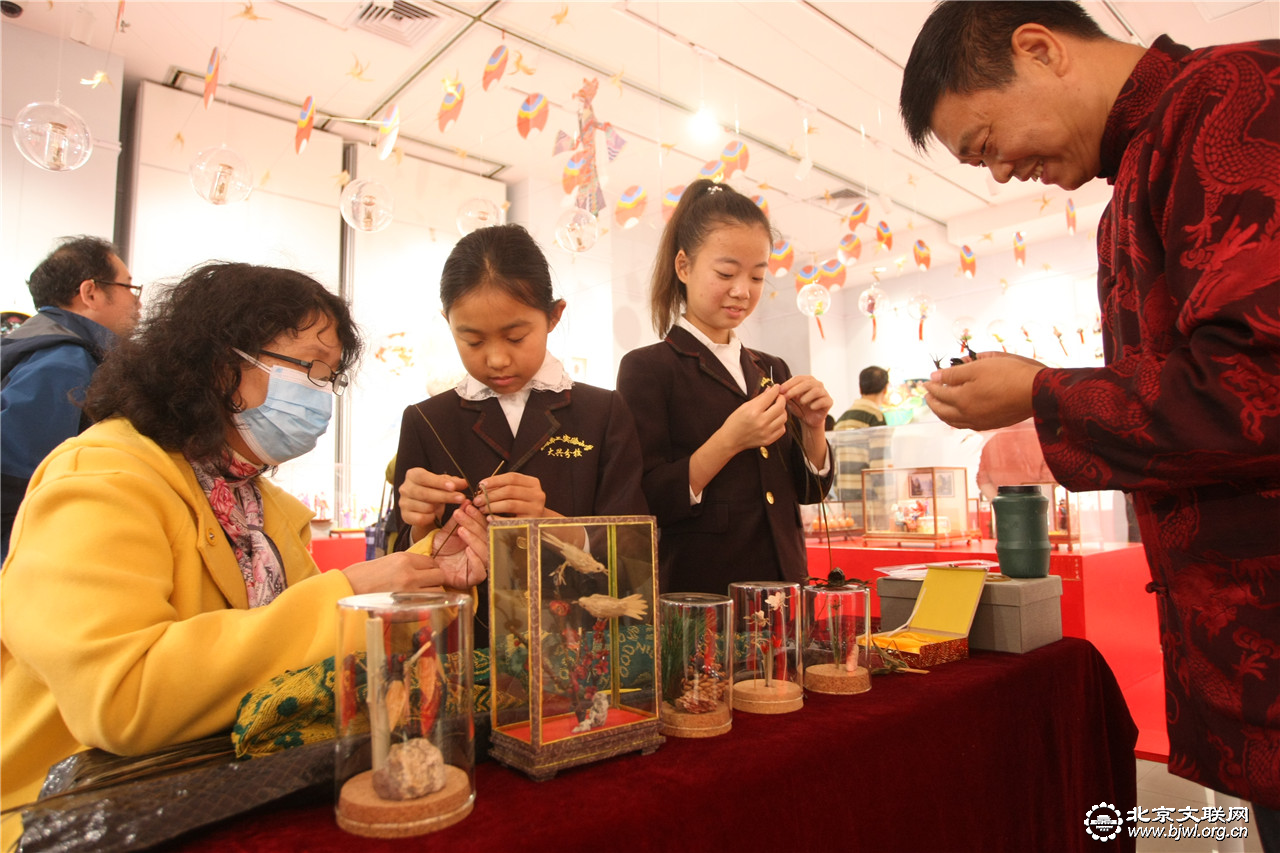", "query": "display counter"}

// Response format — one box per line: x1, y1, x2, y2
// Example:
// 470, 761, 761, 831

171, 639, 1136, 853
